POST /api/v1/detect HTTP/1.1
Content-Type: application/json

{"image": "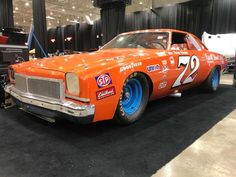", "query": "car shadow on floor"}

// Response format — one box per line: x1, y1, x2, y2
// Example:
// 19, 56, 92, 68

0, 84, 235, 177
